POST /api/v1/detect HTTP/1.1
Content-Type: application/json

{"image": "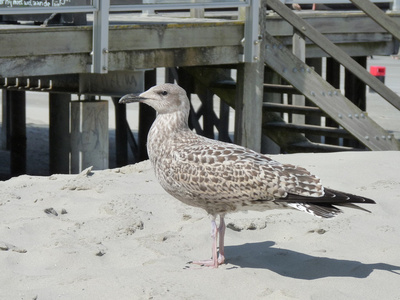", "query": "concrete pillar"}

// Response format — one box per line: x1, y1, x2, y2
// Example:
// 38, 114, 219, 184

70, 99, 109, 173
